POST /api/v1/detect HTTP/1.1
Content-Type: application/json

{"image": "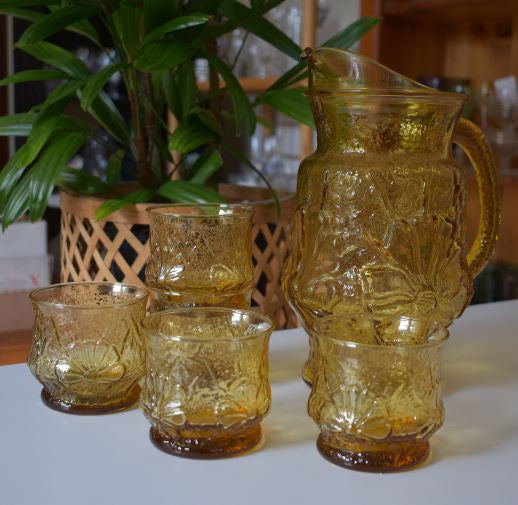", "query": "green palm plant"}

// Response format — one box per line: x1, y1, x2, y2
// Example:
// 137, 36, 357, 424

0, 0, 378, 228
